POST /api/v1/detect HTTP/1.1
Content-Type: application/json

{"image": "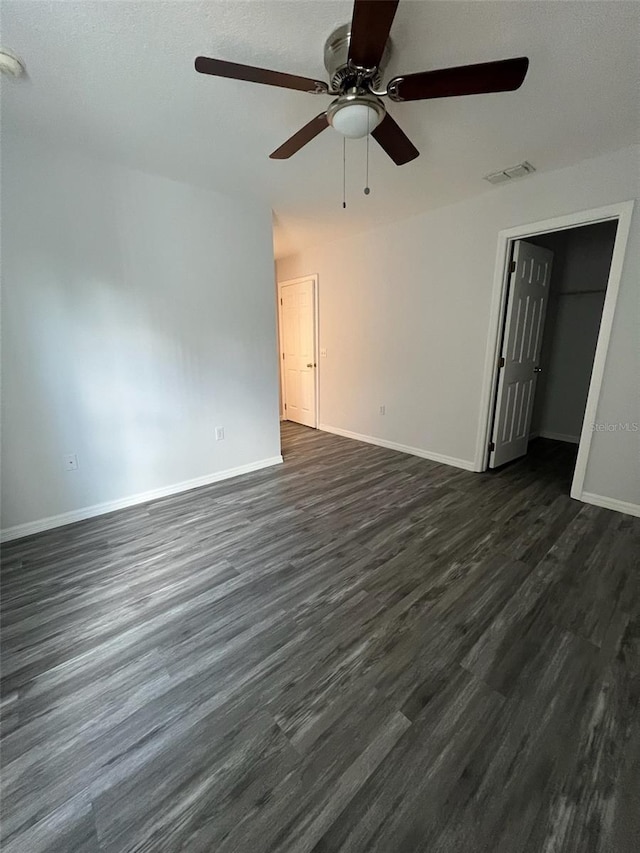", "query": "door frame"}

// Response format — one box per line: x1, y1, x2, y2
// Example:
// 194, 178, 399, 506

277, 274, 320, 428
475, 200, 635, 502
